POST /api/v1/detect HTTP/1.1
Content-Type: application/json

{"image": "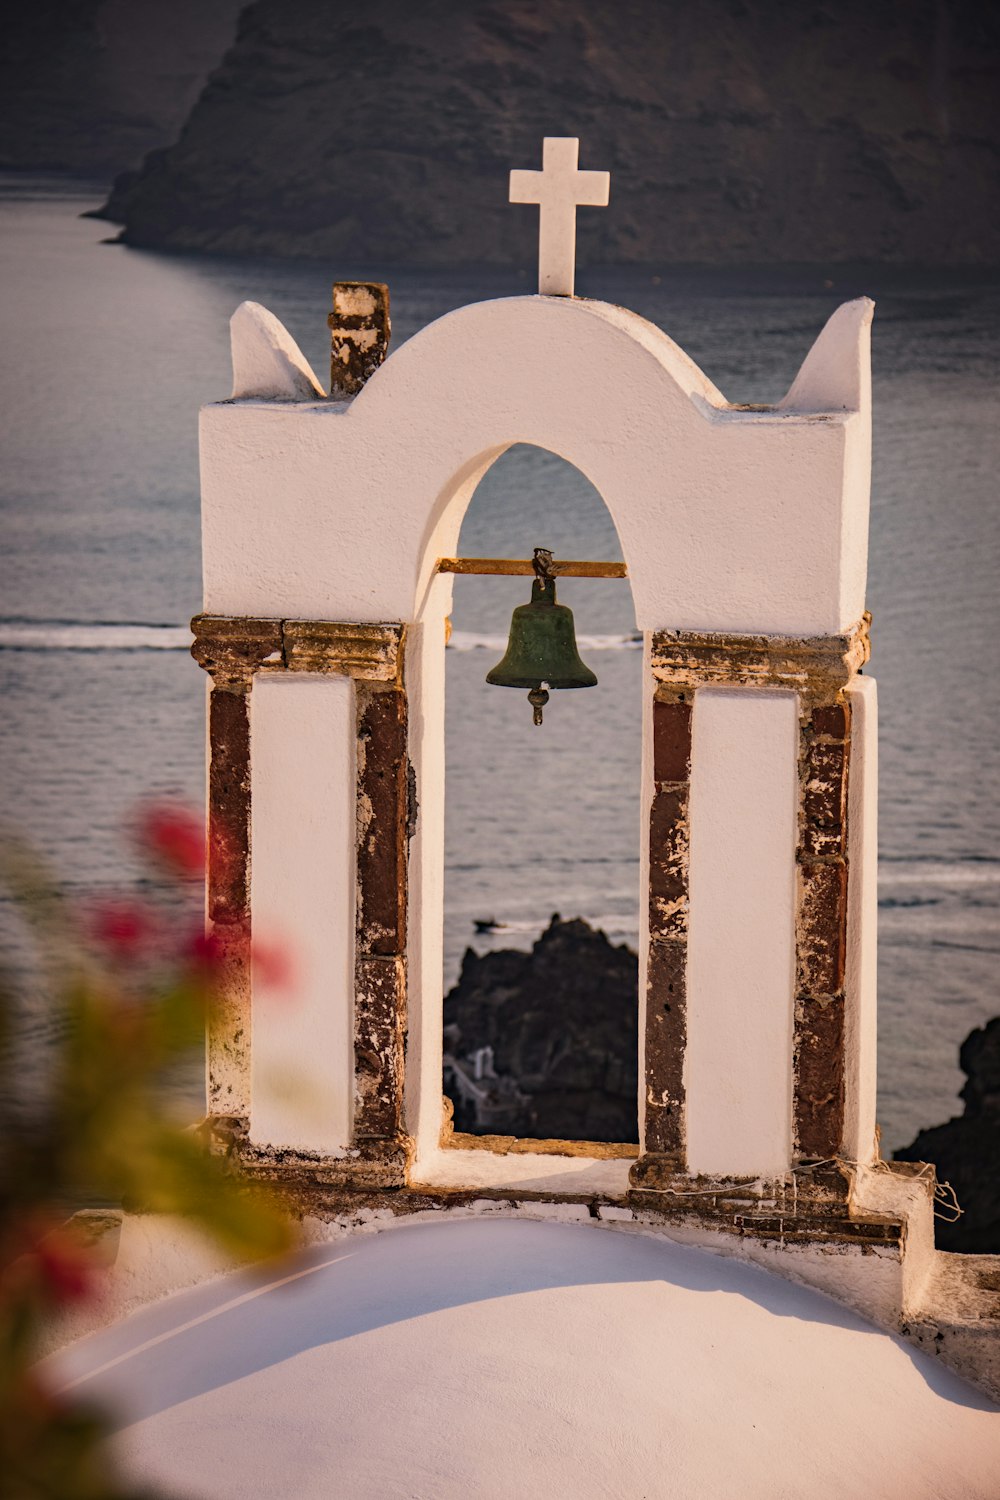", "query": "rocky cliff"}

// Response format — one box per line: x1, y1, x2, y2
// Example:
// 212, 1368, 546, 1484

99, 0, 1000, 265
896, 1017, 1000, 1253
0, 0, 242, 176
443, 915, 638, 1144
